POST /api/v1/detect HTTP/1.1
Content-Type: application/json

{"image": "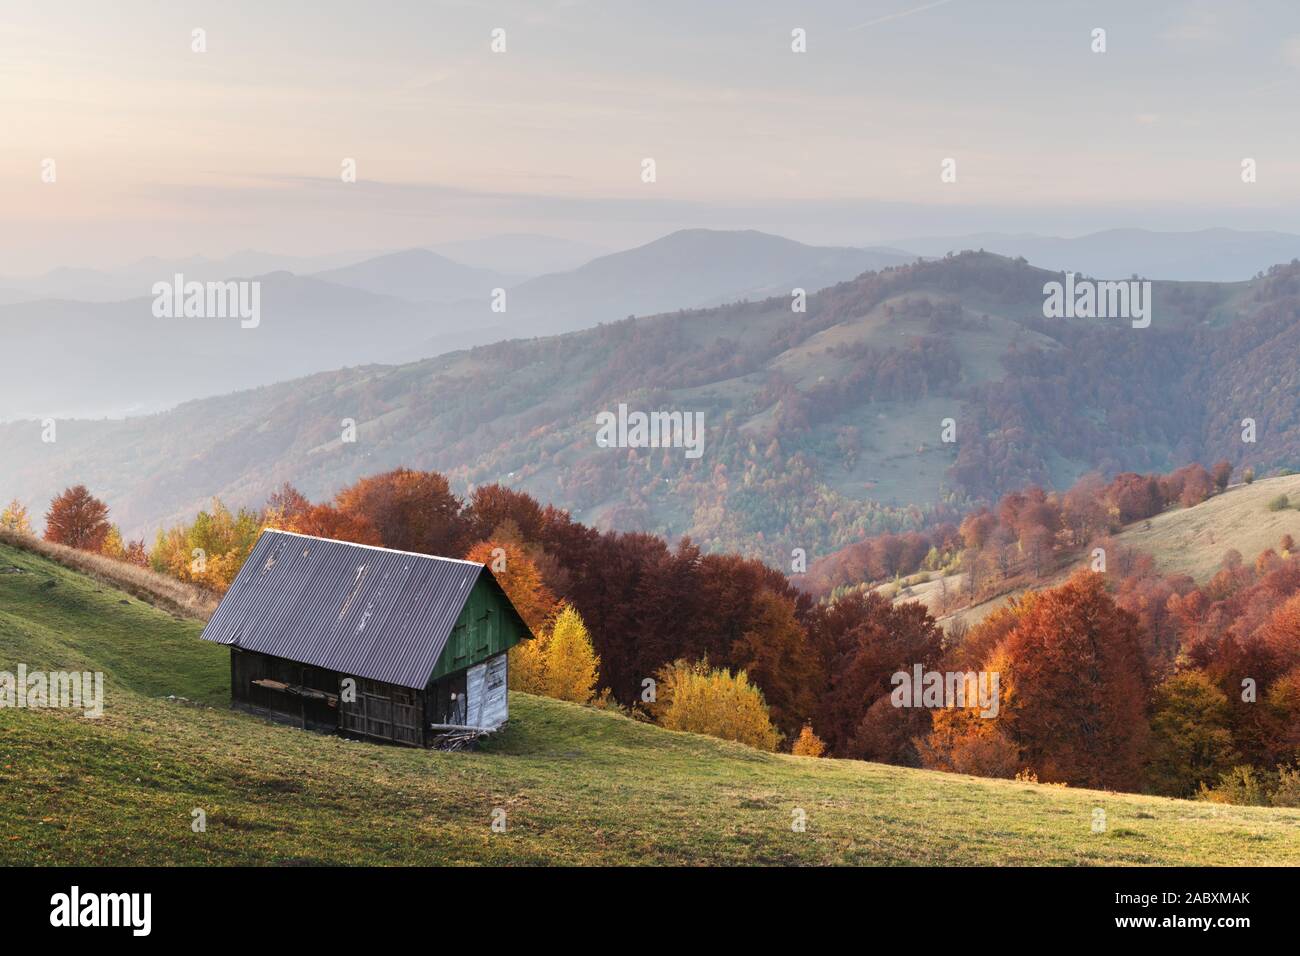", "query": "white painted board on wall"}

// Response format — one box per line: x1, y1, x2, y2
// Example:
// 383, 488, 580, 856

466, 652, 509, 731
